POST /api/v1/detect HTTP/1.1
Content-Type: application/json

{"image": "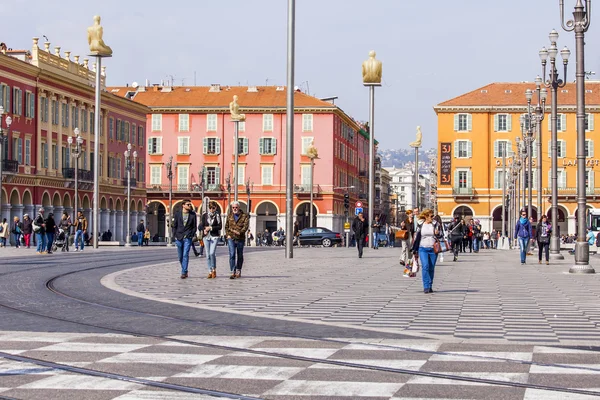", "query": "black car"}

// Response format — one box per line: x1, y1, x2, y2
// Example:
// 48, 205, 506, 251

298, 227, 342, 247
